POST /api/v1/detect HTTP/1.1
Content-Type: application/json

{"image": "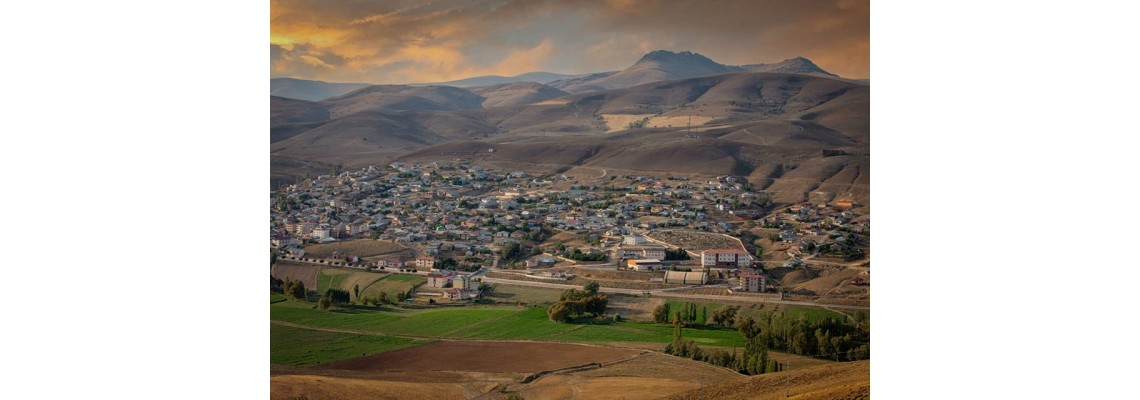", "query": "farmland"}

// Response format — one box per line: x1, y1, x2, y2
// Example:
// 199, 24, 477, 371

303, 239, 406, 258
270, 298, 748, 348
270, 324, 427, 367
272, 262, 426, 302
358, 273, 425, 300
